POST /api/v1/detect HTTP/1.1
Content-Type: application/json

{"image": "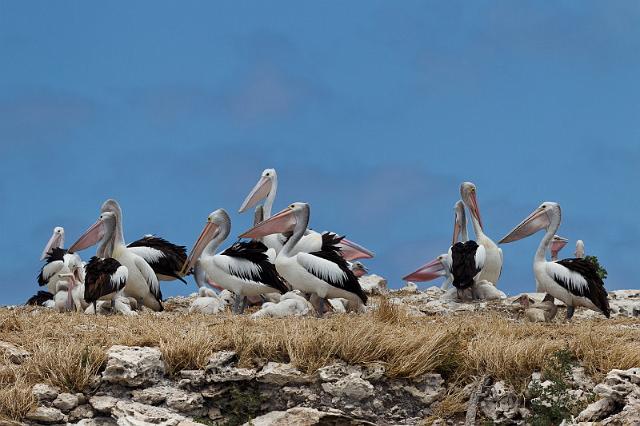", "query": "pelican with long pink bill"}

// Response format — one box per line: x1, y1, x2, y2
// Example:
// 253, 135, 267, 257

68, 199, 163, 311
180, 209, 288, 314
499, 202, 609, 319
460, 182, 502, 286
550, 235, 568, 261
403, 255, 453, 290
239, 202, 368, 314
238, 168, 374, 260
